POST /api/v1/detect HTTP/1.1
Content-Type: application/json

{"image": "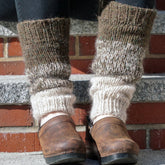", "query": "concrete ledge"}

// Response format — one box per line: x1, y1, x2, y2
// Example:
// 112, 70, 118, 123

0, 11, 164, 37
0, 150, 165, 165
0, 74, 165, 105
